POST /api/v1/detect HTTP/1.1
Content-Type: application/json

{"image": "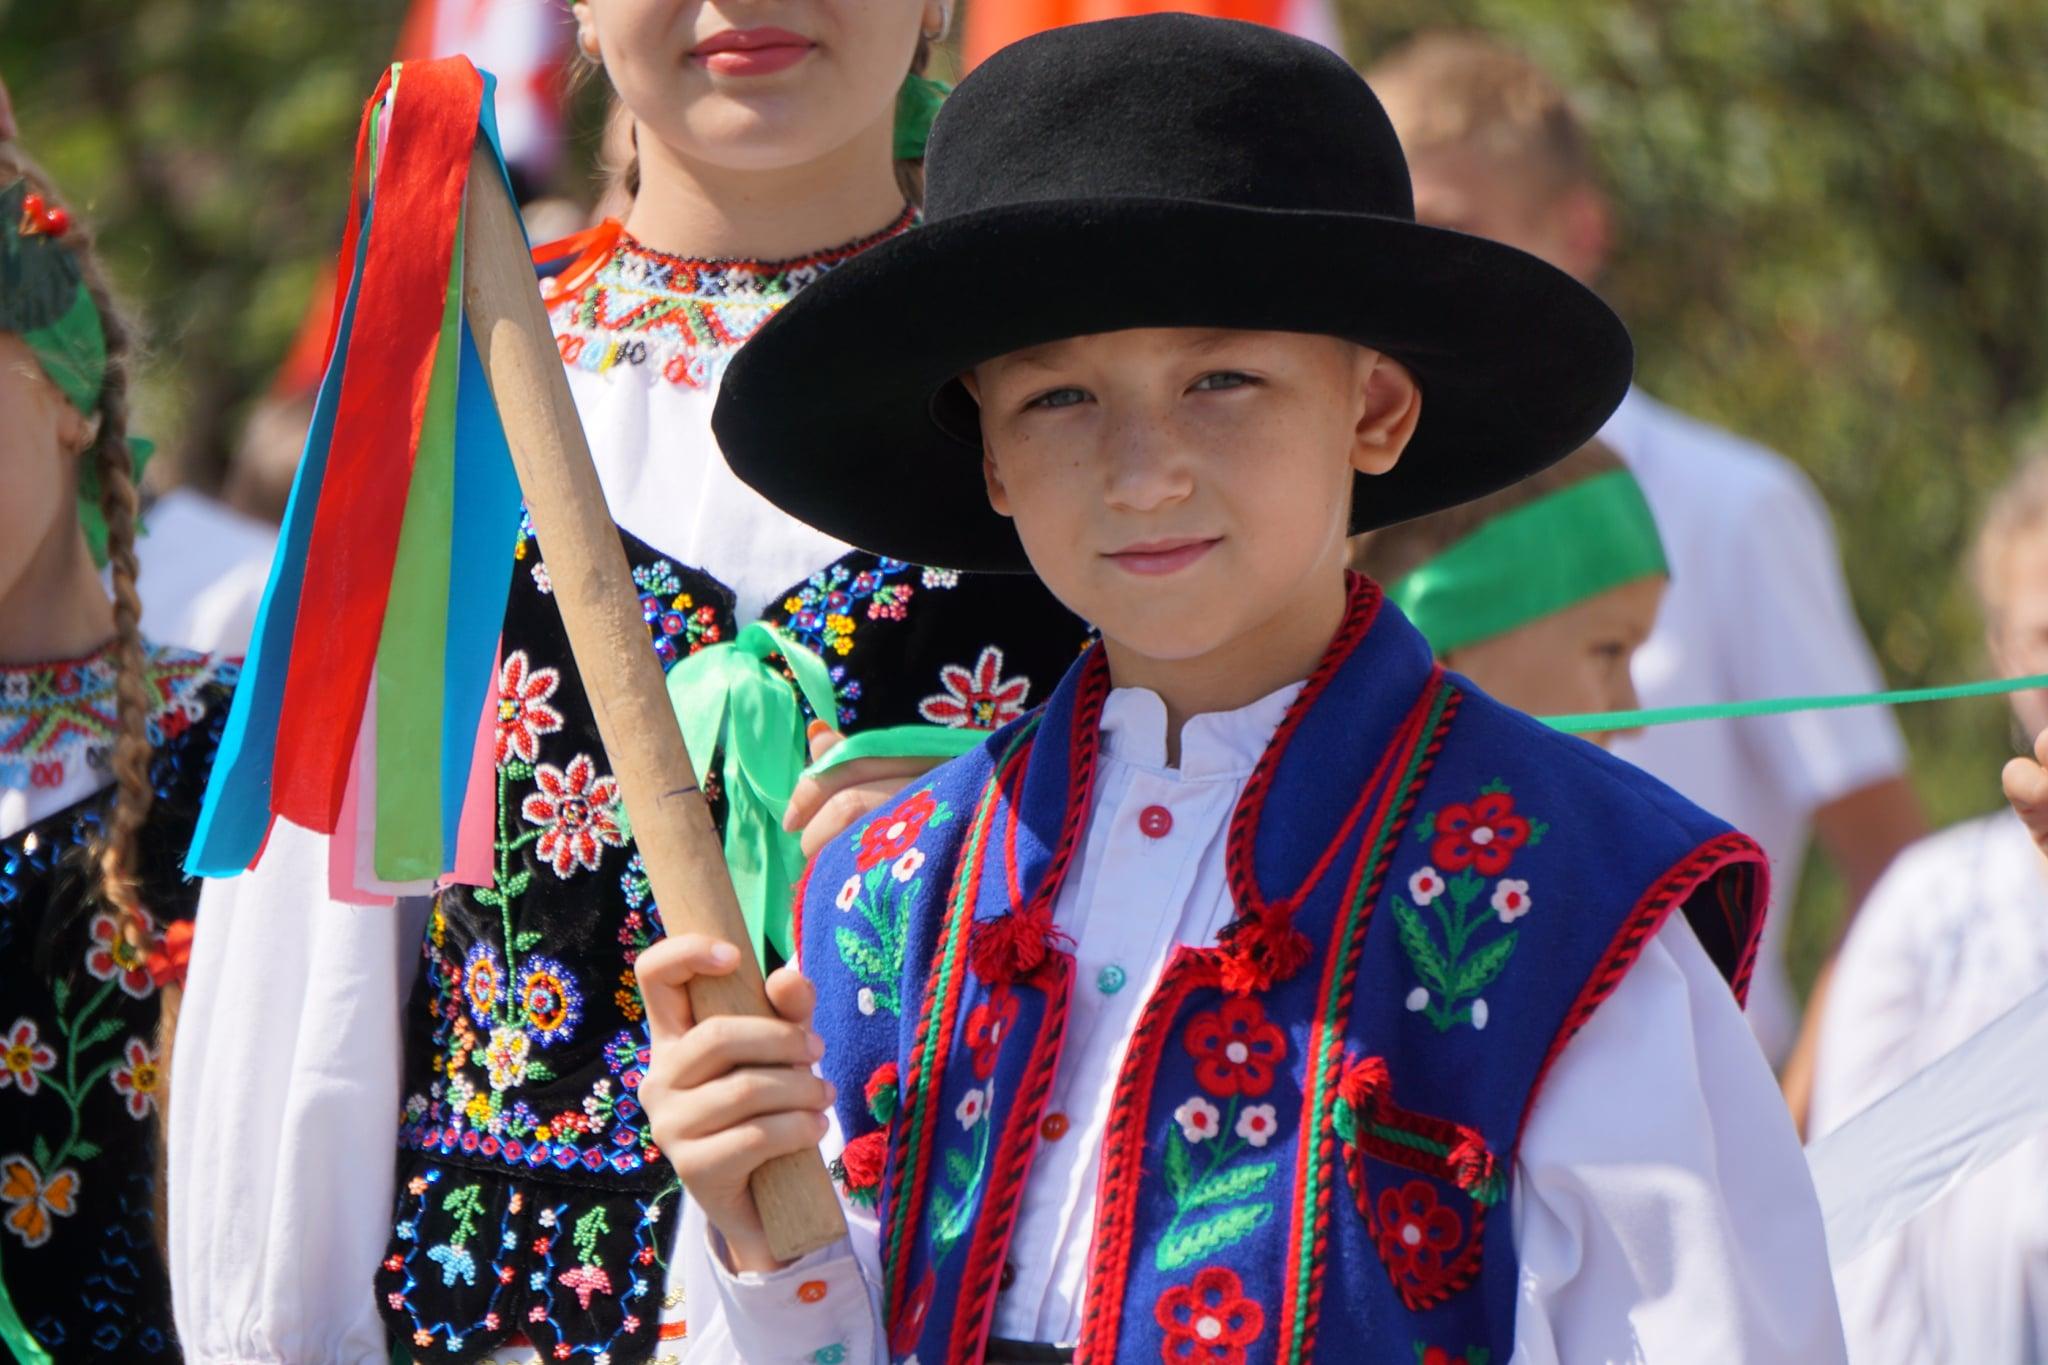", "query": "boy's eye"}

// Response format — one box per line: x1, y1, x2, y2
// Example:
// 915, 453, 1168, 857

1191, 371, 1255, 393
1025, 387, 1089, 411
1592, 641, 1629, 663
